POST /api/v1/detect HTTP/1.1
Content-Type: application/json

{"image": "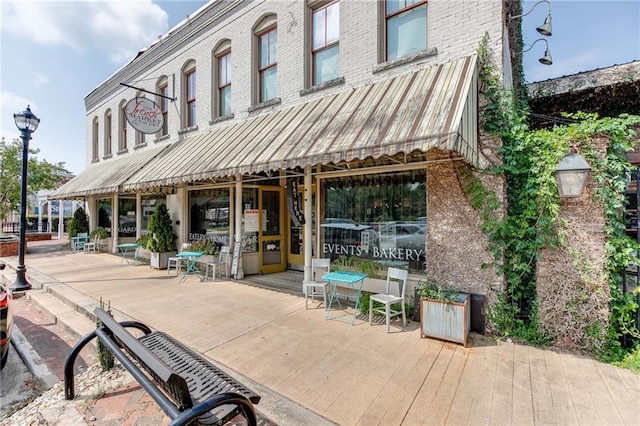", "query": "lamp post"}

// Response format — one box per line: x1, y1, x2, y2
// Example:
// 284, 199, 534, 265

11, 106, 40, 292
555, 152, 591, 198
